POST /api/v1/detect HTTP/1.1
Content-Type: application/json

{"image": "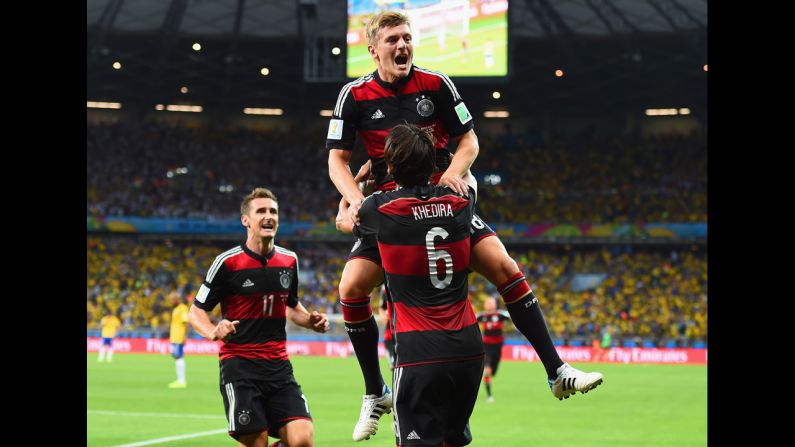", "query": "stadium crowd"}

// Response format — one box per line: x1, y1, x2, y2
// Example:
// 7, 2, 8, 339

87, 122, 705, 224
87, 237, 706, 347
